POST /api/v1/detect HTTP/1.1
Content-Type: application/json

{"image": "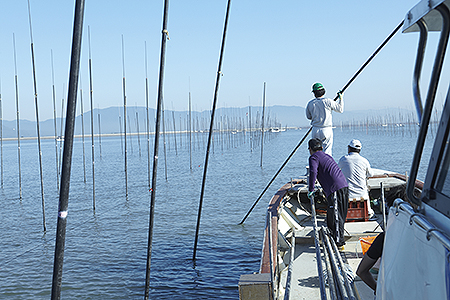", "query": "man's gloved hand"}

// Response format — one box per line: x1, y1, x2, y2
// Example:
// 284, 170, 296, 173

307, 191, 314, 199
337, 90, 343, 100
